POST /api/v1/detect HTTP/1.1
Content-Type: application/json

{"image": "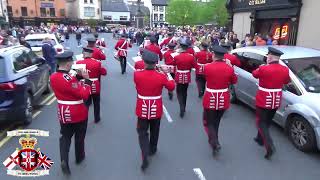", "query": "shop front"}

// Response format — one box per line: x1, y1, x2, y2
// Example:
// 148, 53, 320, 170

227, 0, 302, 45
